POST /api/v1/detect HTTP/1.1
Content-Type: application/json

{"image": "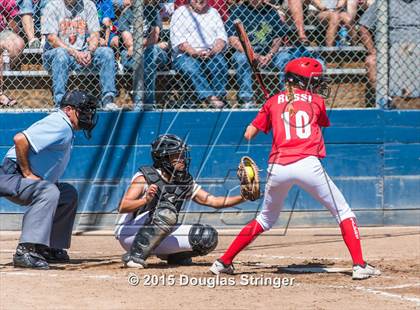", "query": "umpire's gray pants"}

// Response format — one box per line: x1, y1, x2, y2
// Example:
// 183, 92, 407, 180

7, 180, 78, 248
0, 160, 78, 248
